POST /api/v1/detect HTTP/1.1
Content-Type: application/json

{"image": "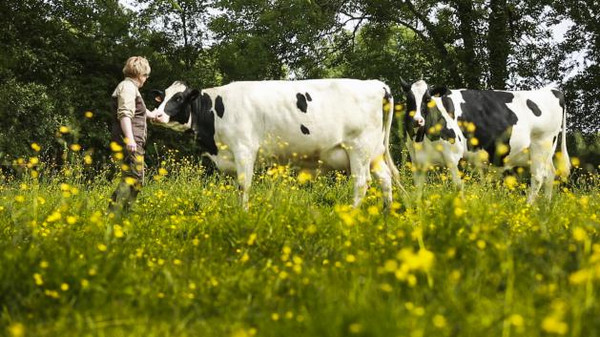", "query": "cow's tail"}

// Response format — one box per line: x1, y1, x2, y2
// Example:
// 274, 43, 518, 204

382, 85, 405, 193
557, 97, 571, 181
